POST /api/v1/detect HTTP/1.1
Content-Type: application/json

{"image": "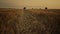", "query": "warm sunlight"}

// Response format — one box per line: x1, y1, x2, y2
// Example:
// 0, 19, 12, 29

0, 0, 60, 9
